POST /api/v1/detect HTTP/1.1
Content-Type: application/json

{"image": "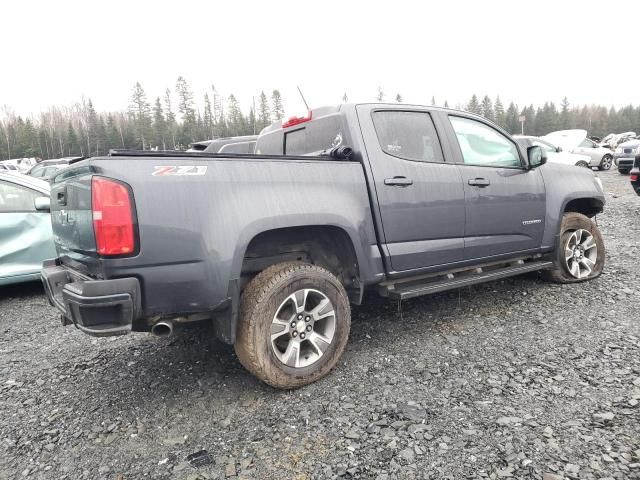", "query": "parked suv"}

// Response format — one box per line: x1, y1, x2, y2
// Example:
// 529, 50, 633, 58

41, 104, 606, 388
614, 139, 640, 174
